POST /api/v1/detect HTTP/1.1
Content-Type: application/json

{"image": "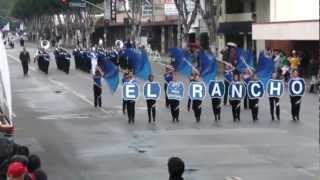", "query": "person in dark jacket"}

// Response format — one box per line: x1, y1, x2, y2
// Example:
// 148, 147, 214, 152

168, 157, 185, 180
19, 47, 31, 77
93, 67, 103, 108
